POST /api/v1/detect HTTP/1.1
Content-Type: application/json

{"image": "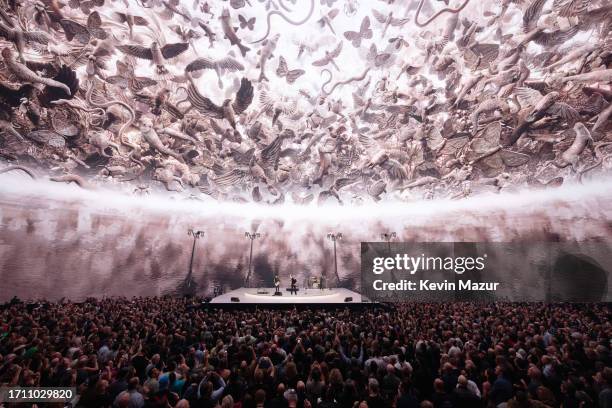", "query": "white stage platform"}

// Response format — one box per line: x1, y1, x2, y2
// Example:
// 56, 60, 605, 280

210, 287, 362, 304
